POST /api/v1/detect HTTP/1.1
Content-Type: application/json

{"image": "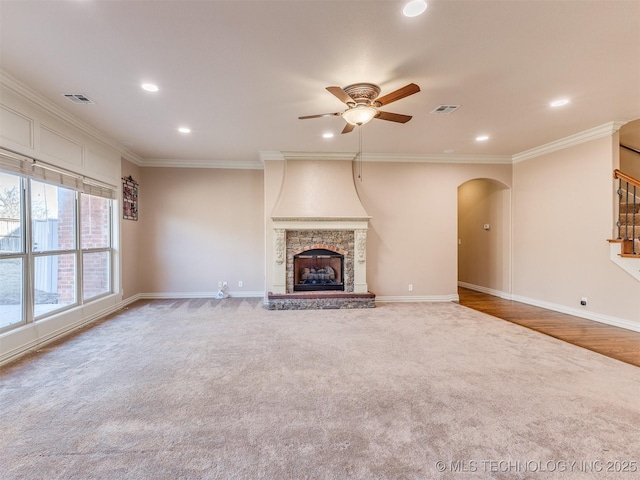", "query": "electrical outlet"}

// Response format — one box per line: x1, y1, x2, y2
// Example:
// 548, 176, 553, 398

581, 297, 587, 306
238, 280, 243, 288
223, 281, 228, 288
409, 284, 413, 292
218, 281, 222, 288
